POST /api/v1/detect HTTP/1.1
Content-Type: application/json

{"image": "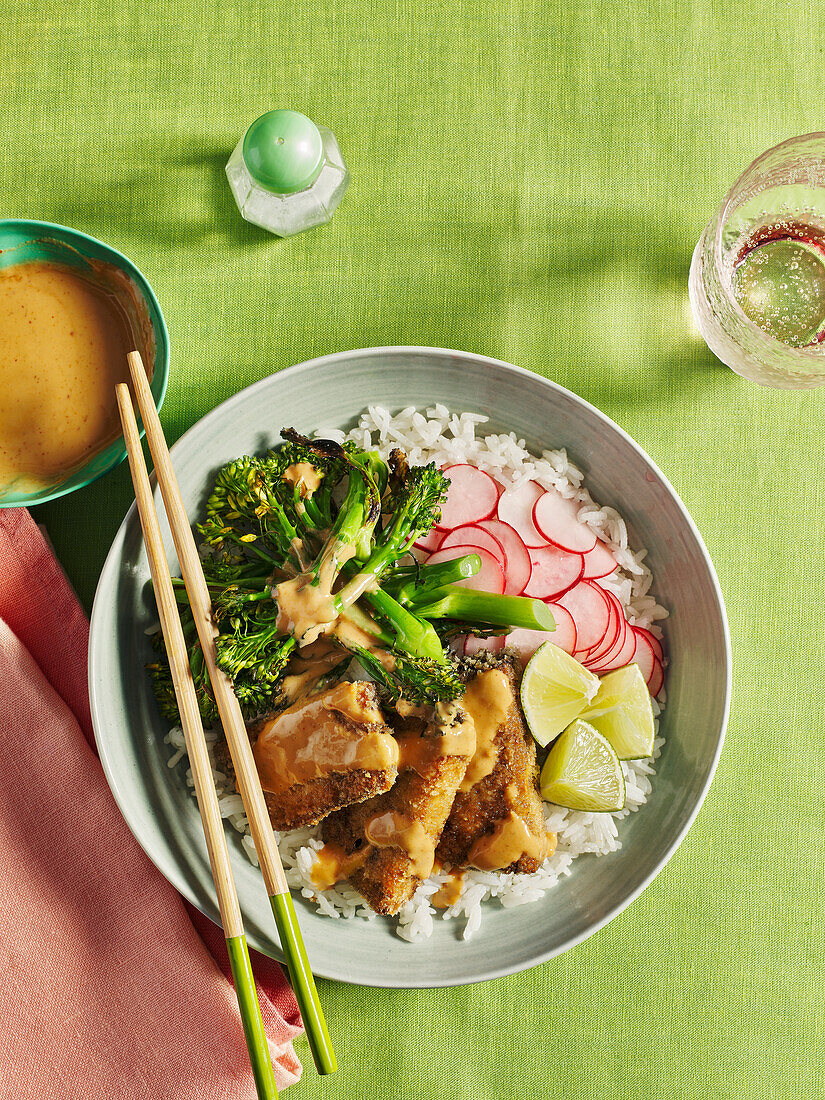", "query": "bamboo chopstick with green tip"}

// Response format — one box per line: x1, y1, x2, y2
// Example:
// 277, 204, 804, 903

125, 351, 337, 1077
116, 384, 279, 1100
